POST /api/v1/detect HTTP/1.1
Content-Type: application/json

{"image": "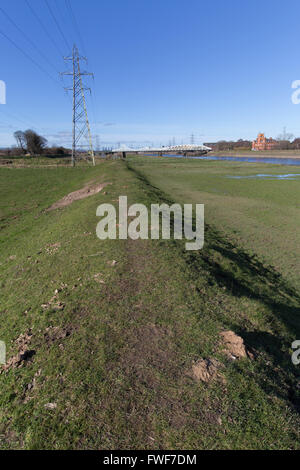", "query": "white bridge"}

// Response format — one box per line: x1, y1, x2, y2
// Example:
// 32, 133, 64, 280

109, 144, 212, 157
